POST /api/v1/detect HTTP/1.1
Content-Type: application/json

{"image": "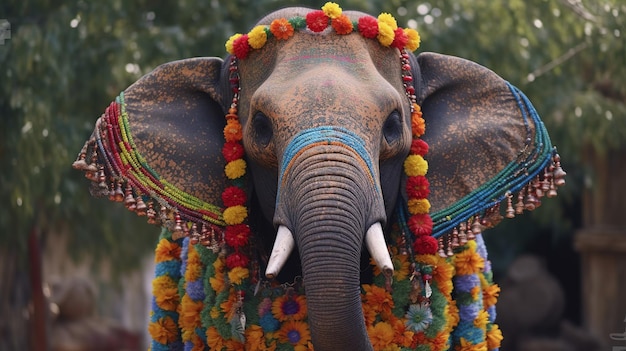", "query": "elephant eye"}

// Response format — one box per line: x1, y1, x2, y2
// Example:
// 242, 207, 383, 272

251, 112, 273, 147
382, 110, 403, 145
